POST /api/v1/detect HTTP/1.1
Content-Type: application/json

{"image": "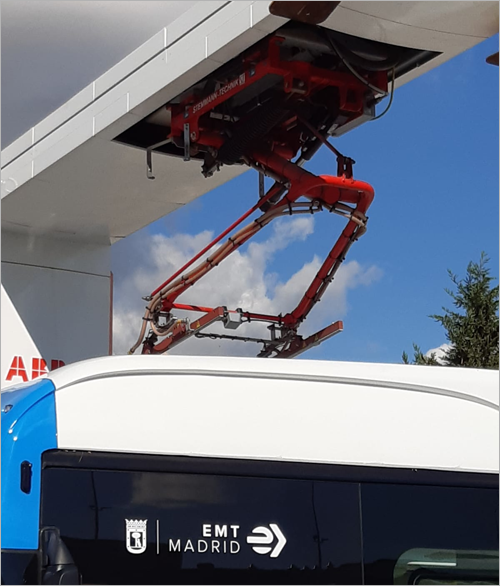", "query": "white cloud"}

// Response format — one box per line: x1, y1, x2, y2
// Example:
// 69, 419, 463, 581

112, 217, 382, 357
425, 343, 452, 364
